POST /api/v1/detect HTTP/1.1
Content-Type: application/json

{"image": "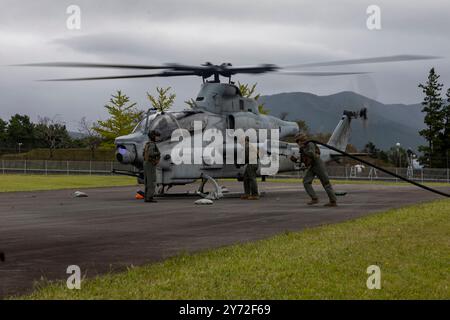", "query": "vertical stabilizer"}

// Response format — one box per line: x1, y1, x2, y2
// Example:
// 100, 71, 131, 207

327, 108, 367, 151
